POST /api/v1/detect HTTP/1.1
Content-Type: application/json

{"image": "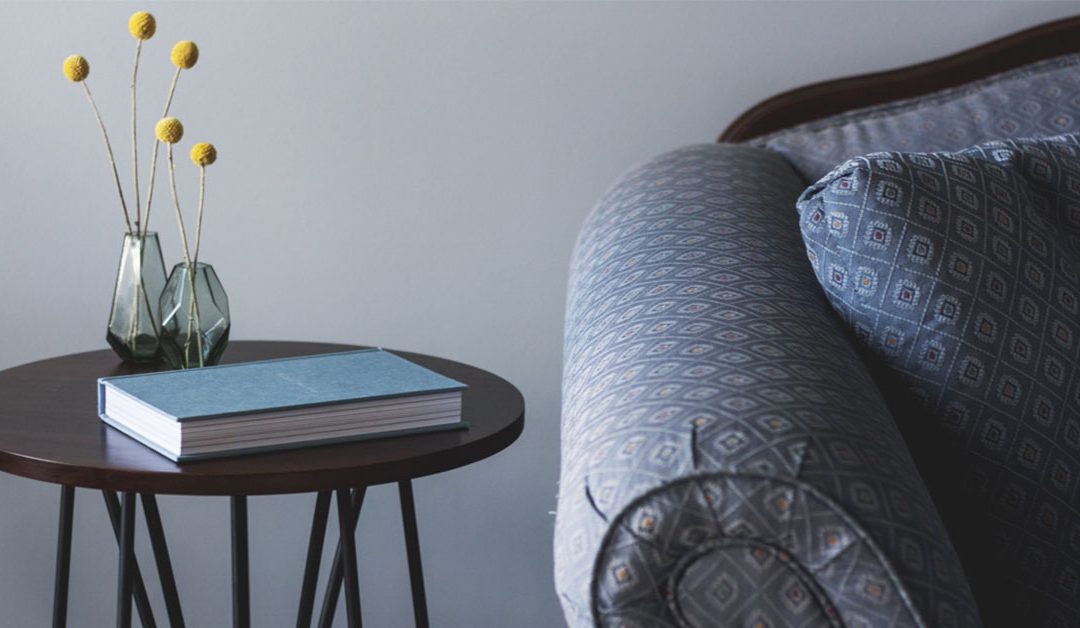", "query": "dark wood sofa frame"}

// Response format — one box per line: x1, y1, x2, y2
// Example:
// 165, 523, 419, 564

720, 15, 1080, 143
